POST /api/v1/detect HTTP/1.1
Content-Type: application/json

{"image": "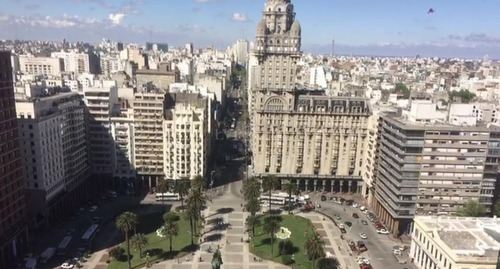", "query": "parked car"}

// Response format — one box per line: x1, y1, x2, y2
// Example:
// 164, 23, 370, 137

60, 262, 74, 269
320, 195, 327, 201
359, 233, 368, 239
377, 228, 390, 234
345, 221, 352, 227
361, 220, 368, 225
352, 213, 359, 219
